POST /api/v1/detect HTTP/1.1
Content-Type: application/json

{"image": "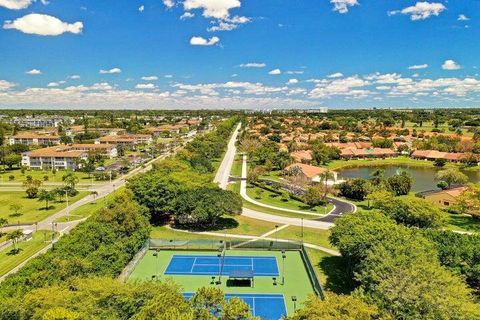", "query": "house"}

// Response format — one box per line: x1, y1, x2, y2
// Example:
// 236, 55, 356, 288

284, 163, 338, 183
411, 150, 470, 163
290, 150, 313, 164
66, 126, 127, 136
8, 133, 60, 146
145, 124, 188, 137
339, 147, 397, 159
416, 187, 467, 207
96, 134, 152, 146
22, 144, 117, 170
